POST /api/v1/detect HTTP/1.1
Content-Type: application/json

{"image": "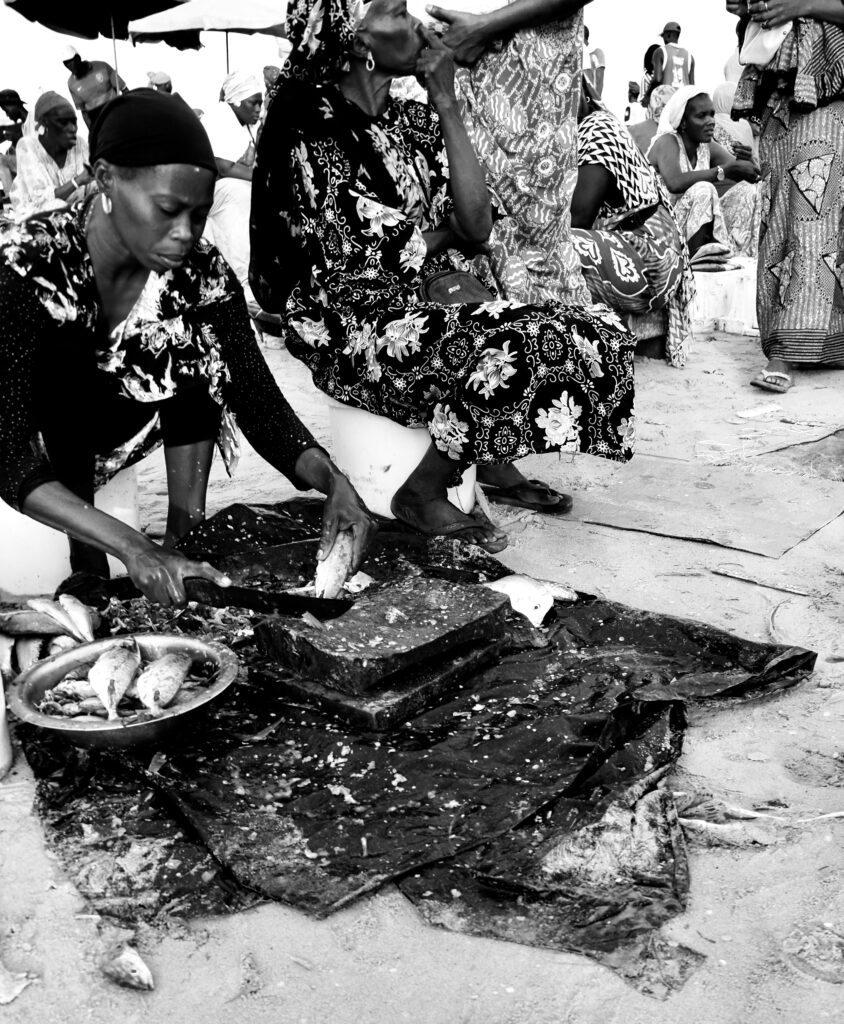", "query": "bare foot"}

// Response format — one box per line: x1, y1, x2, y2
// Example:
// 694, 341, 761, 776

391, 494, 509, 553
